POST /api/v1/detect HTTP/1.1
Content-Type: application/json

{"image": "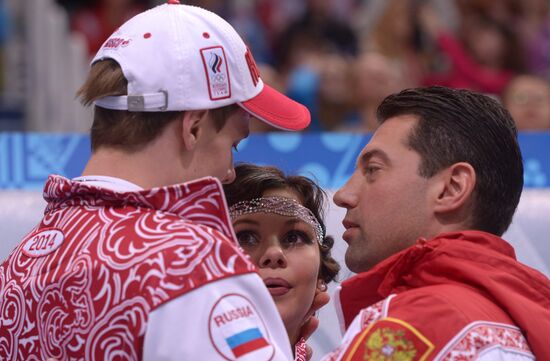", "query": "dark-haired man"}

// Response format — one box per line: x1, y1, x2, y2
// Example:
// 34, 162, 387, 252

0, 3, 314, 360
327, 86, 550, 360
